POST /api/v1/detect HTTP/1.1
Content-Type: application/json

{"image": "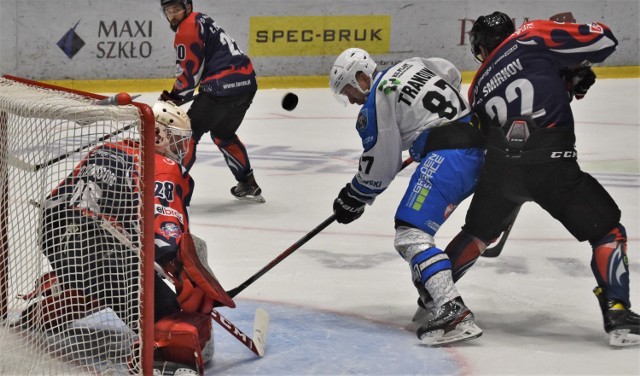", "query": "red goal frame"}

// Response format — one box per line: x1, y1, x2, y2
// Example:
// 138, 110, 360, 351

0, 75, 156, 375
